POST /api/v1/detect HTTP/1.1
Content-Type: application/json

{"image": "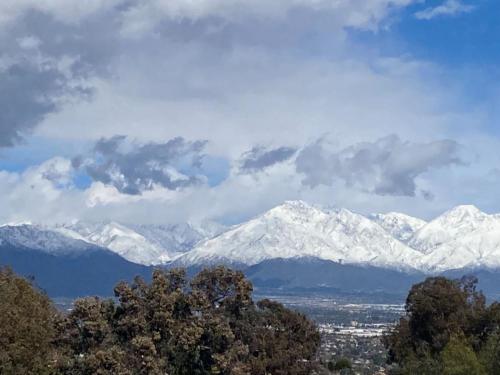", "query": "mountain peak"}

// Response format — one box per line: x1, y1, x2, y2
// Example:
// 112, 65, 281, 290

266, 200, 322, 218
436, 205, 487, 226
445, 204, 483, 216
175, 200, 423, 271
280, 200, 314, 211
408, 204, 493, 257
